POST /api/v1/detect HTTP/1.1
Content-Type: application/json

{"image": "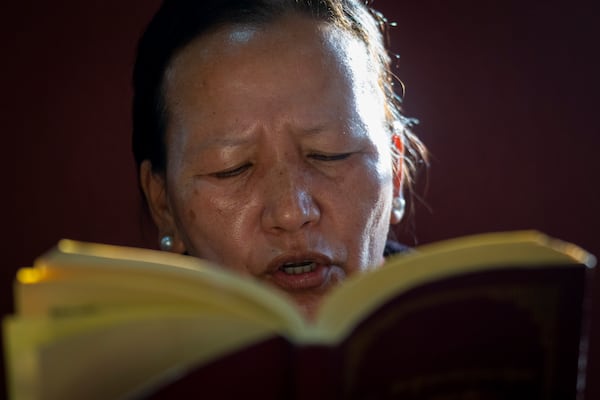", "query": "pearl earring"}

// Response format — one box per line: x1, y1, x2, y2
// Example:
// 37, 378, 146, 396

160, 235, 174, 251
392, 196, 405, 218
